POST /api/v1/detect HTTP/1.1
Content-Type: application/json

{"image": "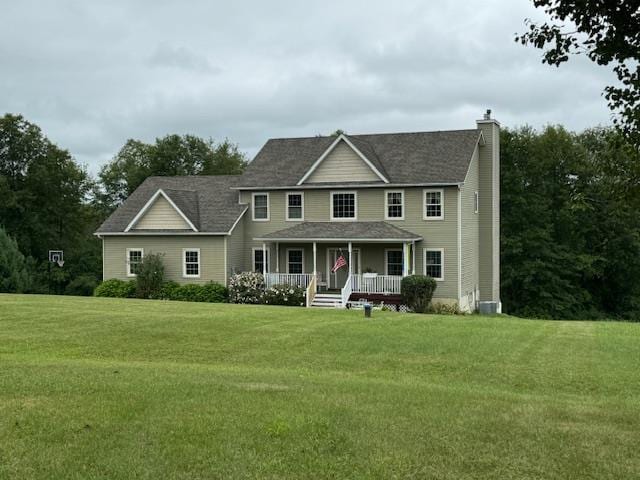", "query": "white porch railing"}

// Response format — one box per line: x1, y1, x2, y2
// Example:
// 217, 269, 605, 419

264, 273, 317, 289
352, 274, 402, 294
340, 274, 352, 308
305, 275, 317, 308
